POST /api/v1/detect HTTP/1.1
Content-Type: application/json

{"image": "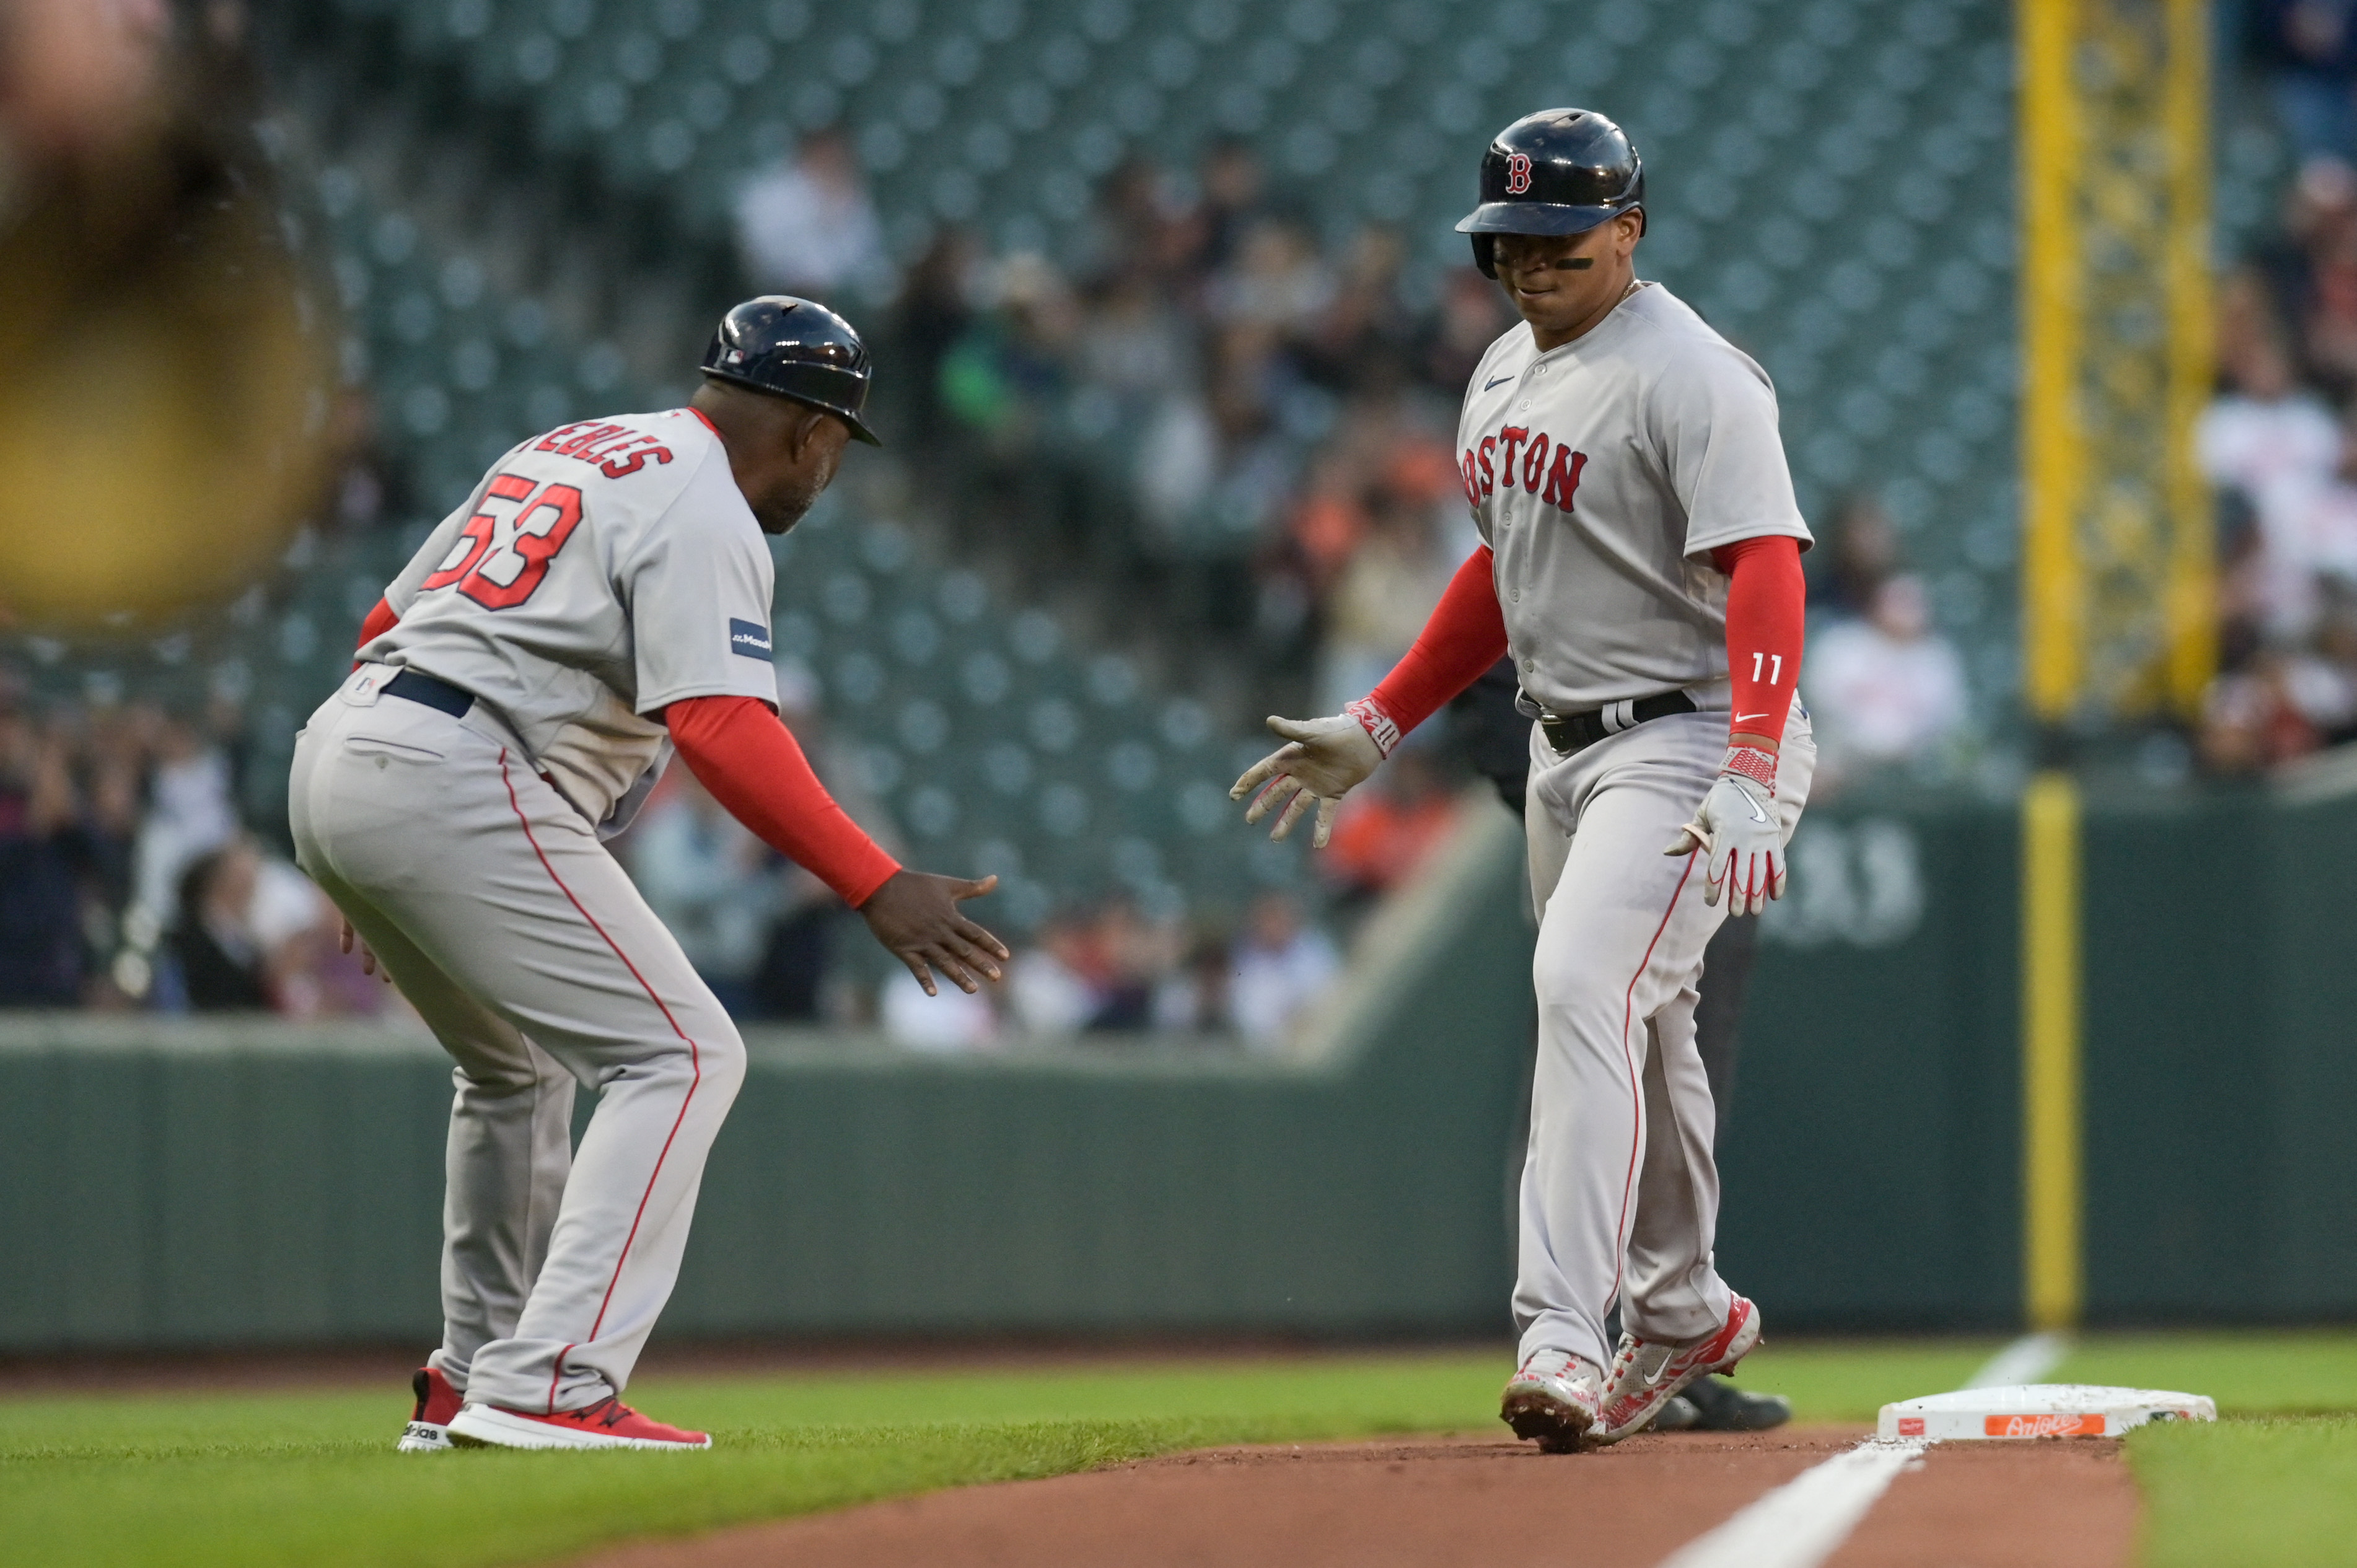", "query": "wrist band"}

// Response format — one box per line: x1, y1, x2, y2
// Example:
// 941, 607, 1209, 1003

1723, 743, 1777, 794
1345, 696, 1402, 758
